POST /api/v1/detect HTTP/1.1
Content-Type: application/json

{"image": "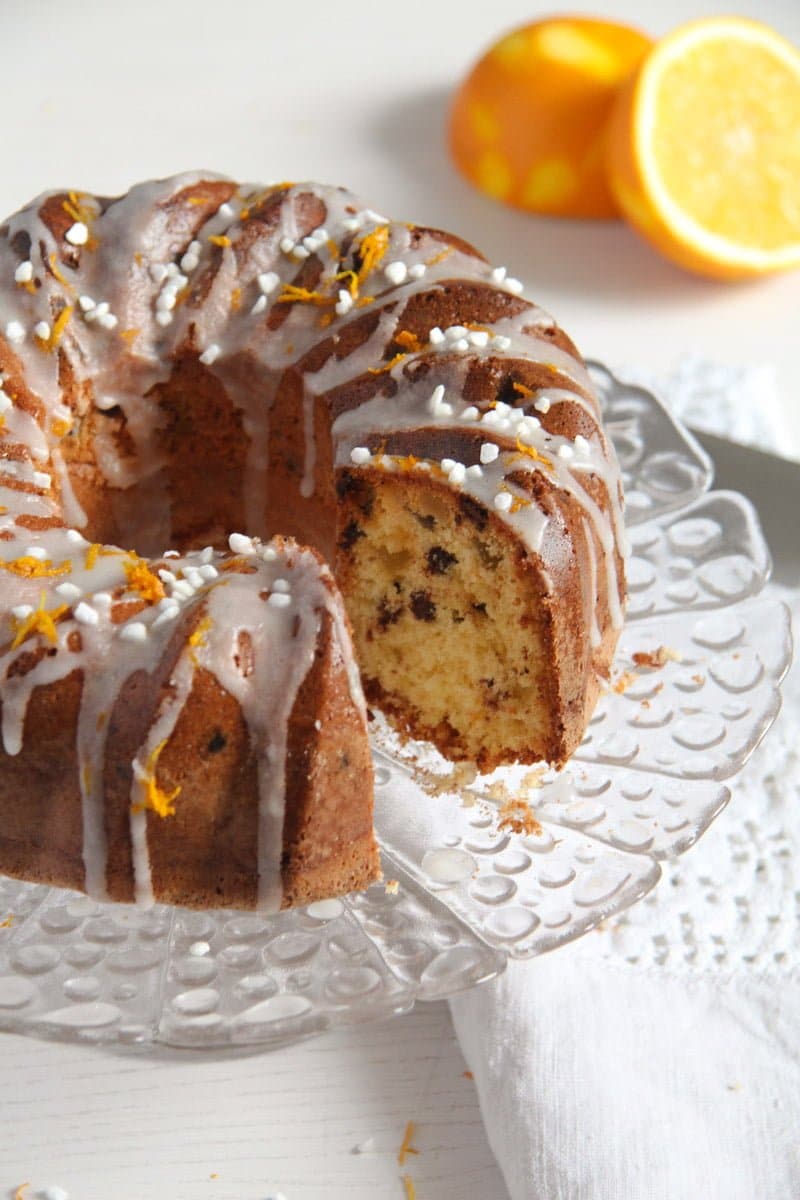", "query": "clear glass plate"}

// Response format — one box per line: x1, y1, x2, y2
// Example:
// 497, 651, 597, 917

0, 364, 791, 1050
